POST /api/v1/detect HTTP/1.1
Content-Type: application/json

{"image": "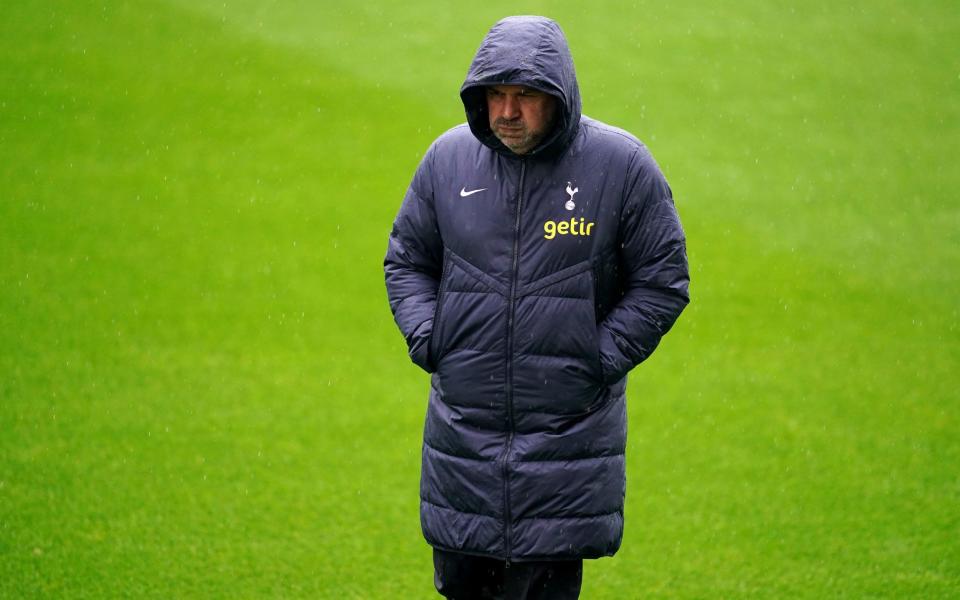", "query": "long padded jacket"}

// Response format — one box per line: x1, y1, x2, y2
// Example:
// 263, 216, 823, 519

384, 16, 689, 561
